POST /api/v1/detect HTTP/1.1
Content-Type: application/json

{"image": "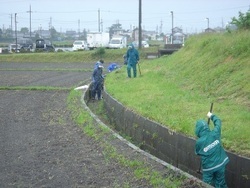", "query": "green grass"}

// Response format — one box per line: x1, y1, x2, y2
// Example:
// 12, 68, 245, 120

0, 47, 159, 63
105, 30, 250, 157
